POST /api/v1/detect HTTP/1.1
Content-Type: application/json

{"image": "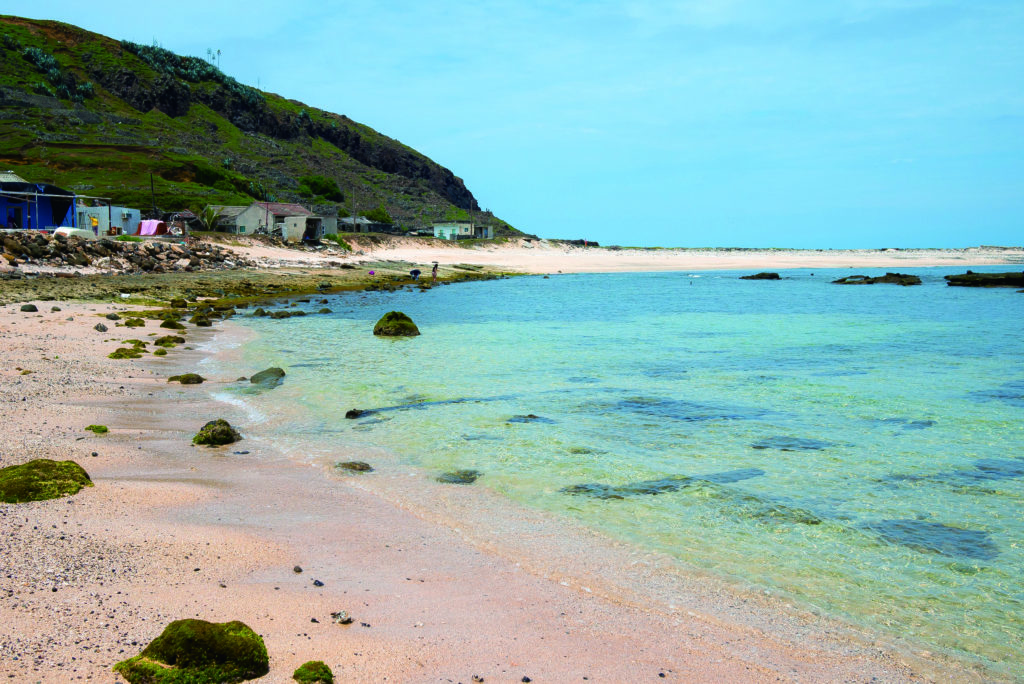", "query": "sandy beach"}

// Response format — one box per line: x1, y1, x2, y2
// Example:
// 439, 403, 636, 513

2, 244, 1020, 682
